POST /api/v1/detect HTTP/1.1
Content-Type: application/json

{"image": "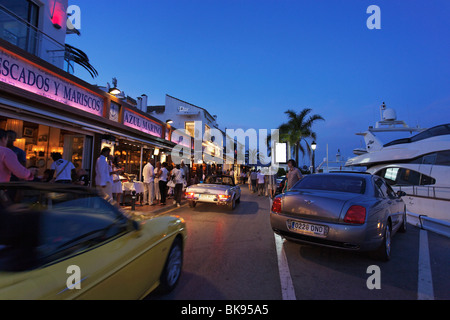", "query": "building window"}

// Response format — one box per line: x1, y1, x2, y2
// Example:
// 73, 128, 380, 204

375, 167, 436, 186
185, 121, 195, 137
0, 0, 40, 55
